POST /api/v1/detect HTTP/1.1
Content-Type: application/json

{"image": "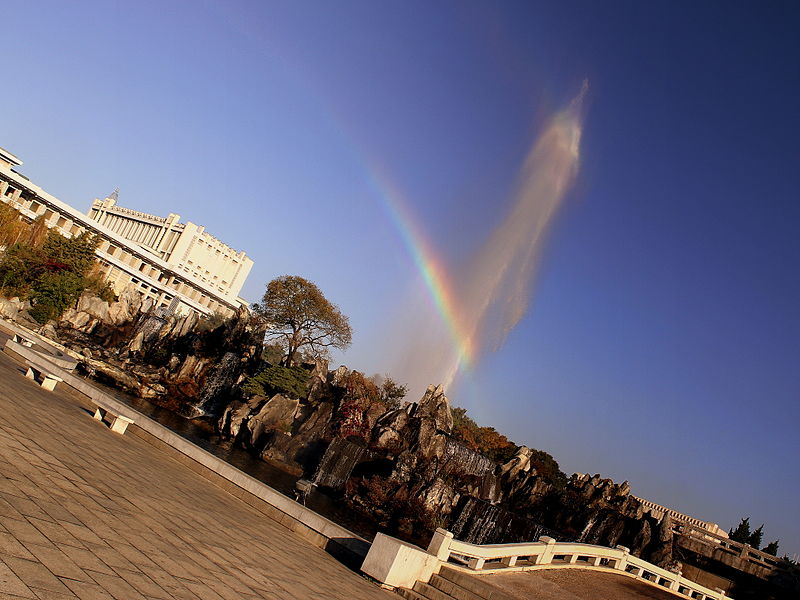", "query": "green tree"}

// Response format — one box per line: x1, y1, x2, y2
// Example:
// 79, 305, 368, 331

29, 271, 86, 323
241, 365, 310, 399
24, 215, 49, 248
749, 524, 764, 549
41, 230, 98, 273
379, 377, 408, 411
0, 243, 45, 296
528, 449, 568, 489
763, 540, 779, 556
27, 231, 101, 322
254, 275, 352, 366
261, 342, 285, 365
729, 518, 751, 543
